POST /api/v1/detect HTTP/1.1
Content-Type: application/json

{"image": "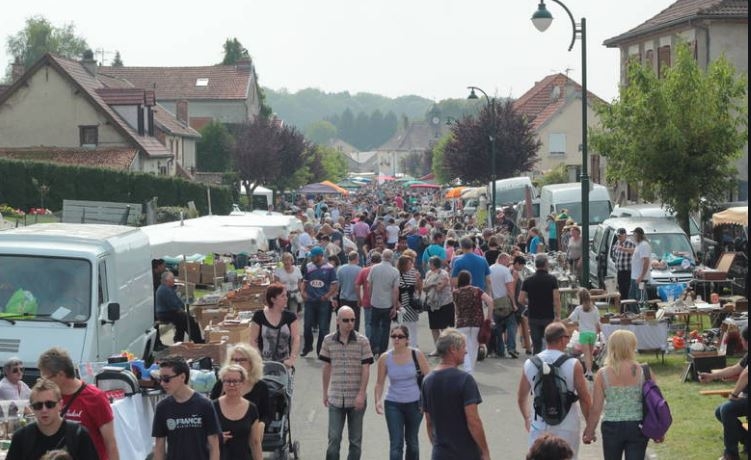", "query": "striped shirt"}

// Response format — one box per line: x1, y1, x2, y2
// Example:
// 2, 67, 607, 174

399, 268, 420, 322
319, 330, 374, 408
